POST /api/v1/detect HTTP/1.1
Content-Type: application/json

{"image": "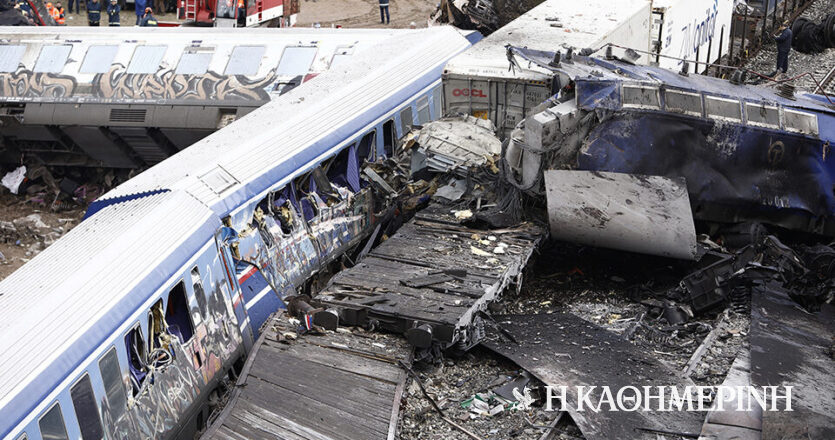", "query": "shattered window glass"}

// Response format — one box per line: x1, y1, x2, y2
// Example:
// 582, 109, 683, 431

79, 45, 119, 74
745, 102, 779, 127
225, 46, 266, 76
34, 45, 72, 73
417, 96, 431, 124
783, 109, 818, 135
0, 45, 26, 73
38, 403, 69, 440
664, 89, 702, 116
126, 46, 167, 74
704, 96, 741, 121
176, 52, 213, 75
276, 46, 318, 77
622, 85, 660, 108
